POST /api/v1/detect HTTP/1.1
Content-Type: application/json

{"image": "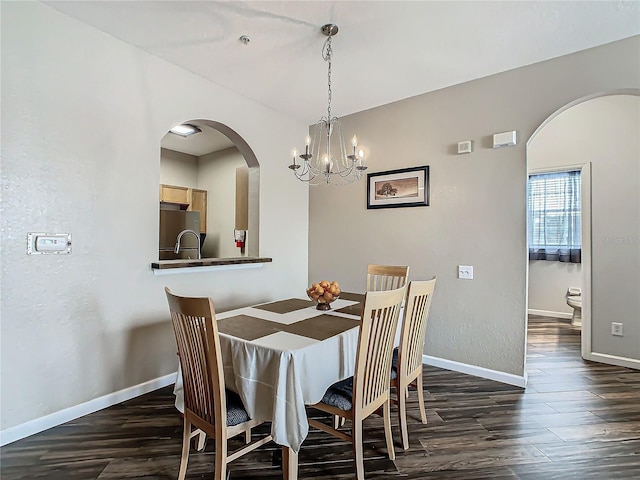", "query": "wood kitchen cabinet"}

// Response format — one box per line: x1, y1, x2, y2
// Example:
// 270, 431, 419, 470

160, 184, 207, 234
189, 188, 207, 234
159, 184, 189, 205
